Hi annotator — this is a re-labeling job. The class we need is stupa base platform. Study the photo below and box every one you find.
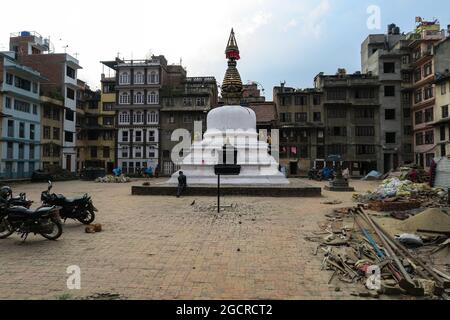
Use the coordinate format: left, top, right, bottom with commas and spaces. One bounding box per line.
132, 181, 321, 198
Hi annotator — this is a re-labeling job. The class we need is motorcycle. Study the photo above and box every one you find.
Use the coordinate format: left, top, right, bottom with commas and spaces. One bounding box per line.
9, 192, 33, 209
0, 203, 63, 241
41, 181, 98, 225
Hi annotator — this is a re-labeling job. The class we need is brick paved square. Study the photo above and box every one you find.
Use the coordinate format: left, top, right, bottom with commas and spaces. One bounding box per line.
0, 179, 381, 300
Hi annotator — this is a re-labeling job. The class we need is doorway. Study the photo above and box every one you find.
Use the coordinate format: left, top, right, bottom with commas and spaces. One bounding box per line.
289, 161, 298, 176
66, 155, 72, 172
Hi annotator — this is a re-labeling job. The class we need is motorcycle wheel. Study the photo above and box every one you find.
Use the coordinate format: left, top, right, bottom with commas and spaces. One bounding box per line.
77, 210, 95, 225
0, 218, 14, 239
40, 218, 63, 241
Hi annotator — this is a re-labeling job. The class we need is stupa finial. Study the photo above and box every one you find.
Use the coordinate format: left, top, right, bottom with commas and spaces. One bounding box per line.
222, 28, 243, 105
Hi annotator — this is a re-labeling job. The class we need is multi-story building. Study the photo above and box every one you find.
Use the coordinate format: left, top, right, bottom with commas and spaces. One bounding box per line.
408, 20, 446, 169
159, 75, 218, 175
99, 74, 117, 172
361, 24, 414, 172
40, 95, 64, 169
9, 31, 82, 172
435, 71, 450, 158
273, 83, 324, 175
0, 51, 43, 179
101, 56, 165, 175
314, 69, 381, 176
75, 80, 104, 171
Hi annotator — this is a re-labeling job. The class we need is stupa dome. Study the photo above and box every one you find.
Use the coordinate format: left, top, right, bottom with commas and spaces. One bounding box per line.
207, 105, 256, 131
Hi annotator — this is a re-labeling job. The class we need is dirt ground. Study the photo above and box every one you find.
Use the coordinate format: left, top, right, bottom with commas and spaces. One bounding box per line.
0, 178, 384, 300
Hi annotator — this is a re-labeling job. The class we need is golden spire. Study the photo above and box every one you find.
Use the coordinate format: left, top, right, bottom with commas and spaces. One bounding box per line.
222, 28, 243, 105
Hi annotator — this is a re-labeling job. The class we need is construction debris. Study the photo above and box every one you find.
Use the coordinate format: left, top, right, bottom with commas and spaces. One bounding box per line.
95, 175, 131, 183
312, 205, 450, 299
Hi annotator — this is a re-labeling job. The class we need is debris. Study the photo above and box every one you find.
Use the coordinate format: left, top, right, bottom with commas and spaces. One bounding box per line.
95, 175, 131, 183
390, 212, 410, 221
401, 208, 450, 234
322, 200, 343, 205
396, 234, 424, 247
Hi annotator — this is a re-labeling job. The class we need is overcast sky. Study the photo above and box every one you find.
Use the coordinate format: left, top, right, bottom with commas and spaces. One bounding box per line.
1, 0, 450, 99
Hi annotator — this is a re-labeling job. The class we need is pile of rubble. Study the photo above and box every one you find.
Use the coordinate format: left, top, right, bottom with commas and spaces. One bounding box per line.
354, 178, 448, 211
308, 205, 450, 299
95, 175, 131, 184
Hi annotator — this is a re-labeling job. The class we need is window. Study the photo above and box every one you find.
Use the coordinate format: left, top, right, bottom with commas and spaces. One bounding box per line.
103, 147, 110, 158
148, 91, 159, 104
103, 116, 114, 126
65, 109, 74, 121
327, 89, 346, 100
147, 111, 158, 124
66, 88, 75, 100
425, 130, 434, 144
414, 68, 422, 83
103, 131, 114, 140
183, 114, 192, 123
14, 99, 30, 113
385, 109, 396, 120
121, 131, 129, 142
168, 114, 175, 124
134, 146, 143, 158
134, 92, 144, 104
295, 112, 307, 122
425, 108, 434, 122
119, 92, 130, 104
52, 108, 60, 120
327, 144, 347, 155
33, 104, 37, 114
18, 144, 24, 159
148, 146, 156, 158
133, 111, 143, 124
384, 86, 395, 97
29, 124, 35, 140
19, 122, 25, 138
90, 147, 97, 158
5, 96, 11, 109
119, 111, 130, 124
384, 62, 395, 73
329, 127, 347, 137
119, 72, 130, 84
103, 83, 115, 93
424, 62, 432, 77
404, 126, 413, 136
385, 132, 396, 144
134, 72, 144, 84
43, 126, 51, 139
196, 97, 206, 106
53, 127, 60, 140
355, 126, 375, 136
66, 66, 76, 79
6, 73, 13, 85
294, 95, 307, 105
135, 130, 142, 142
355, 88, 375, 99
442, 105, 449, 118
14, 75, 31, 91
183, 98, 192, 106
404, 144, 413, 153
313, 95, 321, 106
7, 142, 13, 159
148, 71, 159, 84
415, 89, 422, 104
415, 111, 423, 125
64, 131, 74, 143
440, 126, 446, 141
280, 96, 292, 106
87, 131, 98, 141
148, 130, 156, 142
404, 108, 411, 118
402, 55, 410, 65
280, 113, 292, 123
103, 103, 113, 111
441, 82, 447, 95
402, 72, 411, 83
327, 108, 346, 118
121, 146, 129, 158
424, 86, 433, 100
313, 112, 321, 122
8, 120, 14, 137
416, 132, 424, 146
356, 145, 375, 155
355, 108, 374, 119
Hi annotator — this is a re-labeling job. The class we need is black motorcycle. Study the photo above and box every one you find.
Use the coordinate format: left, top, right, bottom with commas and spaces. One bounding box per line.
0, 204, 63, 241
41, 181, 97, 225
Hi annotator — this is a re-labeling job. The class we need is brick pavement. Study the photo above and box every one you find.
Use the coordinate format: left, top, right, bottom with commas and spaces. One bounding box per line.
0, 179, 380, 300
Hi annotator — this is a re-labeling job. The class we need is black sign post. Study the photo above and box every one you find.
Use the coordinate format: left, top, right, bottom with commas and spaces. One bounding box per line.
214, 143, 241, 213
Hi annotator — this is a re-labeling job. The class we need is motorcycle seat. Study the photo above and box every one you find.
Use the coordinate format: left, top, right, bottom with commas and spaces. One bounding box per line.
8, 206, 55, 218
63, 195, 88, 204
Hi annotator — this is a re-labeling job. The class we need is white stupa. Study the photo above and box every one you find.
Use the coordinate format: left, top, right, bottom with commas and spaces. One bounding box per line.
167, 29, 288, 185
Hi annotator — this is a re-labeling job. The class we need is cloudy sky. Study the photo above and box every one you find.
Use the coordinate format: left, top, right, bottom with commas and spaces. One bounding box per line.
1, 0, 450, 99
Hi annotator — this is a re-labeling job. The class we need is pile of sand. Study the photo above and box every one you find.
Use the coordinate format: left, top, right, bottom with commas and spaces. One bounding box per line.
400, 208, 450, 233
